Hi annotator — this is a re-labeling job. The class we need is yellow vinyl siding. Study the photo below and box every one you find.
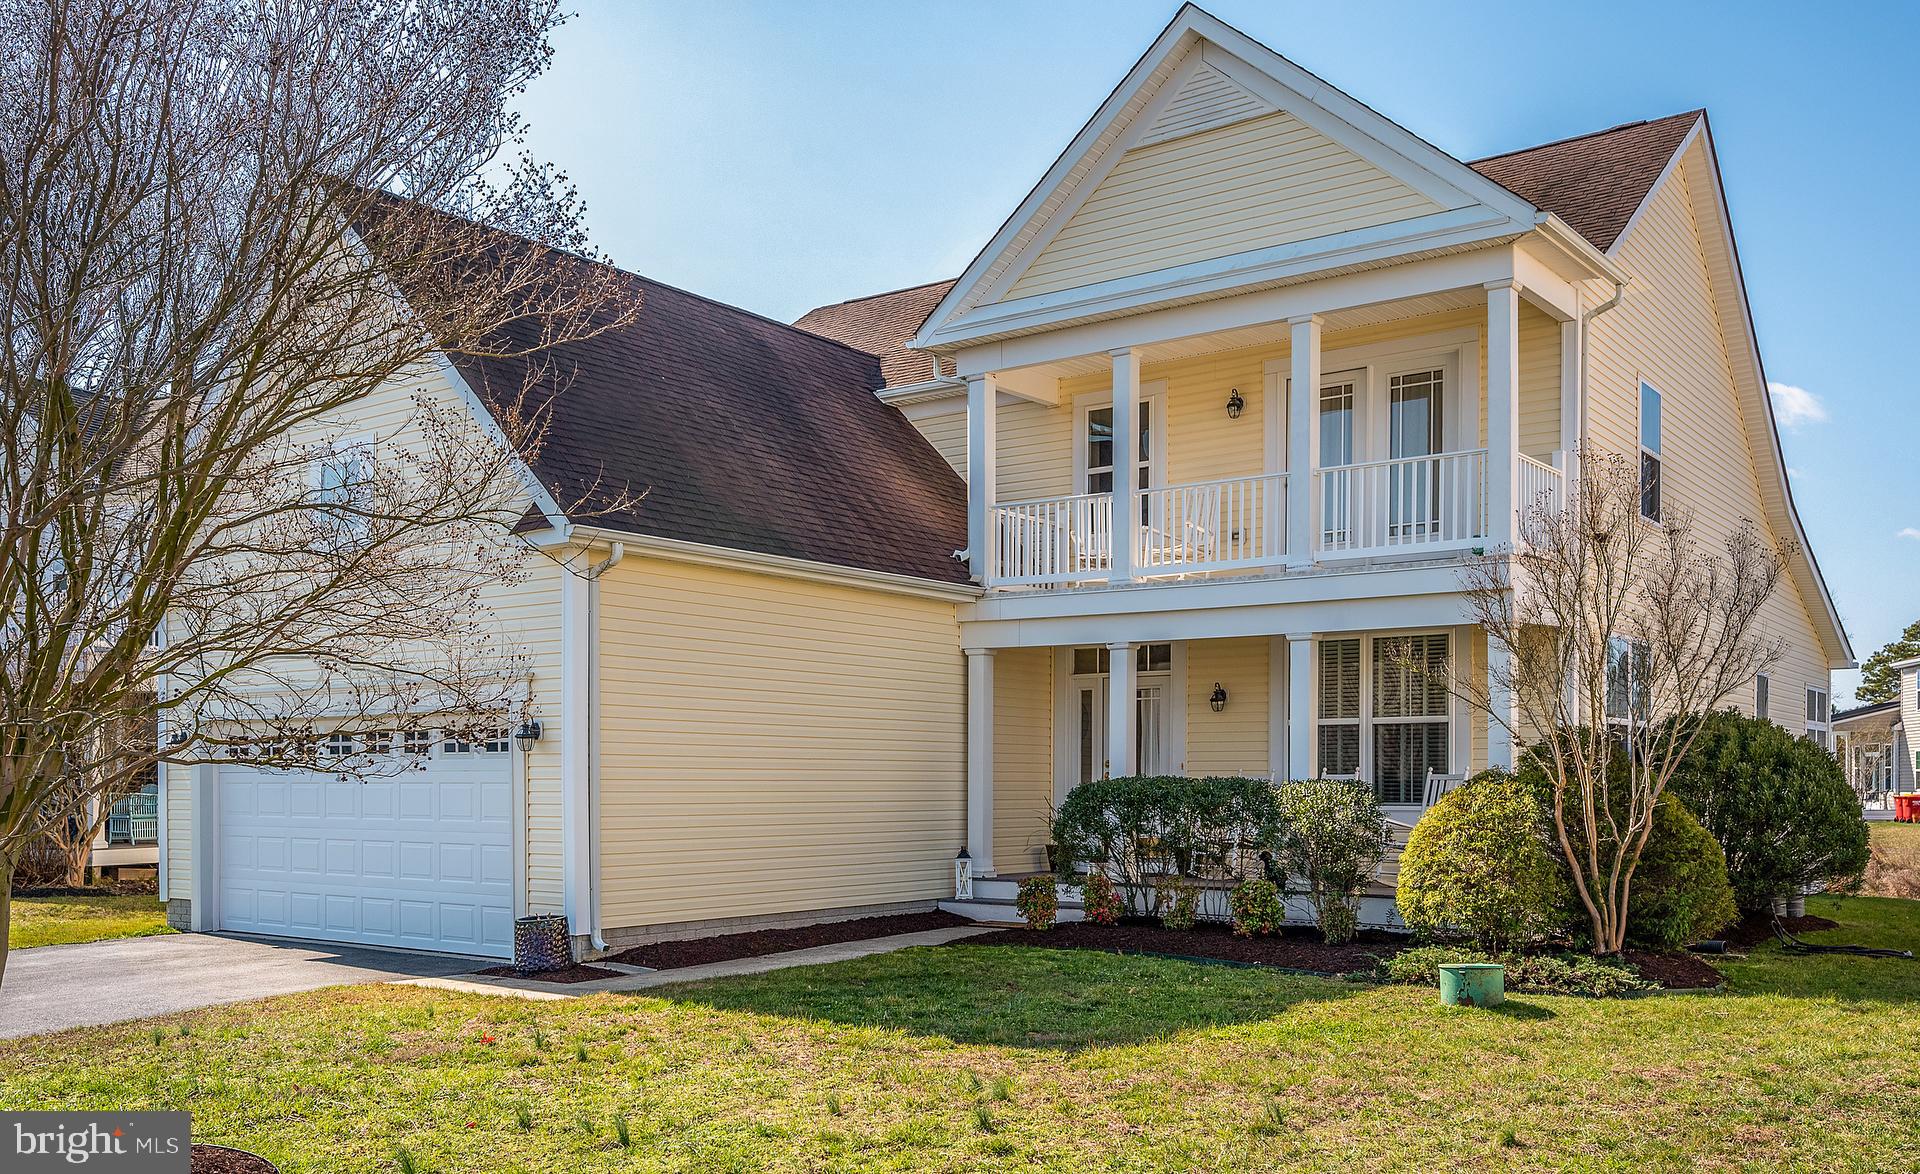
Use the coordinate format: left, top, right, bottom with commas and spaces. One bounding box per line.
1585, 149, 1829, 734
1007, 111, 1444, 300
595, 557, 965, 930
1137, 61, 1272, 147
993, 648, 1053, 873
1185, 638, 1270, 776
1518, 302, 1562, 459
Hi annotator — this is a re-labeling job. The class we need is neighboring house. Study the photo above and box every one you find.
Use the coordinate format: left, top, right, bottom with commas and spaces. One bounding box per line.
161, 5, 1850, 957
1836, 656, 1919, 815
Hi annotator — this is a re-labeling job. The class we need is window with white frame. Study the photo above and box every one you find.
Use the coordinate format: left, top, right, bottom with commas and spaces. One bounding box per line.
1805, 686, 1831, 749
481, 728, 511, 753
1605, 636, 1651, 726
325, 732, 355, 757
1639, 382, 1662, 523
403, 729, 434, 756
1083, 403, 1152, 497
1754, 673, 1770, 722
315, 439, 375, 540
1316, 633, 1453, 804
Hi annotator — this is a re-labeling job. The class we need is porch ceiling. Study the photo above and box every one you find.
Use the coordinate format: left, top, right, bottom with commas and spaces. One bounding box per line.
1020, 286, 1484, 379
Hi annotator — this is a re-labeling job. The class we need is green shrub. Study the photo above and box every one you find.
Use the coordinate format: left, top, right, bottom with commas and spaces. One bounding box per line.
1622, 795, 1739, 950
1396, 769, 1569, 951
1515, 740, 1740, 950
1378, 944, 1651, 998
1669, 709, 1870, 912
1275, 779, 1385, 945
1160, 875, 1199, 931
1015, 876, 1057, 930
1228, 878, 1283, 937
1051, 775, 1284, 915
1079, 871, 1123, 925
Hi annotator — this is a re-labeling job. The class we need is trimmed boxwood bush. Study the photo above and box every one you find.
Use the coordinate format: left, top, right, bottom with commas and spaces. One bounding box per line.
1396, 769, 1568, 951
1051, 774, 1284, 915
1275, 778, 1385, 945
1015, 876, 1057, 930
1669, 709, 1870, 912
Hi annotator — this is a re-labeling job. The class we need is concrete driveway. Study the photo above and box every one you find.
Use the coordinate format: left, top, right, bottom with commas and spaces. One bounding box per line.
0, 933, 482, 1039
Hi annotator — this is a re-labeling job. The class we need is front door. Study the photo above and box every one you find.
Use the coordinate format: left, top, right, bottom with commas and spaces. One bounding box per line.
1067, 644, 1175, 790
1387, 367, 1444, 539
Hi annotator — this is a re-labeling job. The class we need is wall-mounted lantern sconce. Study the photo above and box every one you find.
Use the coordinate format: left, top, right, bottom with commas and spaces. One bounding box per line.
1225, 387, 1245, 419
1209, 682, 1229, 713
514, 720, 543, 751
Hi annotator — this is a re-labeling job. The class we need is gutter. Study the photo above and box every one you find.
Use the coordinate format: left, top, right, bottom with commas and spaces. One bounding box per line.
585, 541, 622, 953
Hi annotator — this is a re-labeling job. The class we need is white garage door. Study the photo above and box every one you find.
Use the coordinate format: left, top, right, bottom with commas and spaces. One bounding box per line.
218, 744, 514, 958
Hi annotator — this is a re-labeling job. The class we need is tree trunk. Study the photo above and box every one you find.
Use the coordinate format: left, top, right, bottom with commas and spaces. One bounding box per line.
0, 856, 14, 990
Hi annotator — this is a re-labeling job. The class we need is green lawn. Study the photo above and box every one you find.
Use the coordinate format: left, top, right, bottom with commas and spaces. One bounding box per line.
1865, 821, 1920, 899
7, 892, 174, 950
1, 896, 1917, 1172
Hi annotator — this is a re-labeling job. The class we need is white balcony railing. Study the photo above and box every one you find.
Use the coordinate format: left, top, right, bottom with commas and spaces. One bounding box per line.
1136, 473, 1288, 575
1313, 449, 1487, 557
1517, 452, 1566, 540
990, 491, 1112, 586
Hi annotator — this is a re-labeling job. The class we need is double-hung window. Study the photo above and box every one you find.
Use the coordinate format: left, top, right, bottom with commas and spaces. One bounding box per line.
1084, 401, 1153, 524
1754, 673, 1770, 722
1315, 633, 1453, 805
1317, 638, 1362, 777
1639, 382, 1663, 523
1605, 636, 1651, 727
1805, 686, 1831, 750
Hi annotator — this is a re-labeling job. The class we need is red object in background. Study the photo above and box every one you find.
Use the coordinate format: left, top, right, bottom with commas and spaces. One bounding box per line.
1897, 794, 1917, 822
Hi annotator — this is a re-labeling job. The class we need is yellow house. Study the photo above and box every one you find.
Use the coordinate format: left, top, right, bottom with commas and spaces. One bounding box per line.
161, 5, 1848, 955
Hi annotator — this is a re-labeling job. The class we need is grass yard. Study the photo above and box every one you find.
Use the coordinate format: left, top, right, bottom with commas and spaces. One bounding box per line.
1, 896, 1917, 1172
7, 892, 174, 950
1864, 821, 1920, 899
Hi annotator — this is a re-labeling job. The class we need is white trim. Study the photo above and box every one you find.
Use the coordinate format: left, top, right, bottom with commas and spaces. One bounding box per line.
1052, 647, 1077, 809
560, 553, 592, 940
876, 377, 967, 406
561, 525, 980, 603
965, 648, 996, 876
188, 762, 219, 931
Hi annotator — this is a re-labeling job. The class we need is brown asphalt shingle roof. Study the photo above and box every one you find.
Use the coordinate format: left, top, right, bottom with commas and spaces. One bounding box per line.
798, 112, 1704, 384
362, 200, 970, 586
1468, 110, 1702, 253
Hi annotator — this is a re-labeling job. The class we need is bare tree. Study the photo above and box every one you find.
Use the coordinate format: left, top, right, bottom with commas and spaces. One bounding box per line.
1460, 448, 1786, 955
0, 0, 638, 985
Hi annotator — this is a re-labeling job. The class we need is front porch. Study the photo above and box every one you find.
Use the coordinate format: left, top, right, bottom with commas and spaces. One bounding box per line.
954, 628, 1509, 922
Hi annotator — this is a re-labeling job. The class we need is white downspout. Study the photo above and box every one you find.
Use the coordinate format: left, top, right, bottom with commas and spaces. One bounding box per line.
585, 541, 623, 952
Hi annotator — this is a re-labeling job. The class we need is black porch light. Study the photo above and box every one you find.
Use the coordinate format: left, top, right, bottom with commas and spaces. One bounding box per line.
1225, 387, 1245, 419
514, 720, 543, 750
1209, 682, 1229, 713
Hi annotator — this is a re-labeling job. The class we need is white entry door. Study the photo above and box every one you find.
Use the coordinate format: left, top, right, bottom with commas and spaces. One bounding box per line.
217, 744, 514, 958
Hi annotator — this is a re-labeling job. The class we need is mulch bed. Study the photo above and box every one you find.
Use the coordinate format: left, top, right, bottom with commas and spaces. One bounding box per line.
1623, 949, 1724, 990
605, 910, 971, 971
472, 963, 624, 984
191, 1144, 277, 1173
956, 920, 1405, 974
1721, 911, 1839, 950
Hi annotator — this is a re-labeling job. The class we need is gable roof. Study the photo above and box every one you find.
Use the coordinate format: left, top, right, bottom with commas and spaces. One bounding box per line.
793, 279, 957, 385
1833, 698, 1899, 727
1467, 111, 1703, 253
359, 200, 971, 587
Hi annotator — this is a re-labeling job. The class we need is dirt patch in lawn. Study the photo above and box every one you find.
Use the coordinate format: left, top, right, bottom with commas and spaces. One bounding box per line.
1624, 949, 1724, 990
191, 1144, 277, 1173
472, 963, 624, 984
605, 910, 971, 971
955, 921, 1405, 974
1721, 912, 1840, 950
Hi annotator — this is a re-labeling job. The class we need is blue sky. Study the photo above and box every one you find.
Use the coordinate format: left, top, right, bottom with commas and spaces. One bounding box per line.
514, 1, 1918, 704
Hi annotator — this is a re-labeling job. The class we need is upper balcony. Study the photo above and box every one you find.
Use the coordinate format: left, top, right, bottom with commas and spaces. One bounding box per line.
960, 278, 1577, 592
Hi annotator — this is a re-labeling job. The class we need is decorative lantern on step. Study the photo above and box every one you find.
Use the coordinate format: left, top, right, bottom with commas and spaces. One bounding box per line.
954, 848, 974, 900
513, 914, 572, 974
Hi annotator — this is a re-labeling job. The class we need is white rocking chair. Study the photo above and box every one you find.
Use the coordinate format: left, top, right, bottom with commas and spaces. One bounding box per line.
1422, 768, 1467, 809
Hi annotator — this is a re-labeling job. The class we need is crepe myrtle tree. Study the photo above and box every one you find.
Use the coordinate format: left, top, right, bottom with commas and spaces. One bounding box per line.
1413, 448, 1788, 956
0, 0, 641, 986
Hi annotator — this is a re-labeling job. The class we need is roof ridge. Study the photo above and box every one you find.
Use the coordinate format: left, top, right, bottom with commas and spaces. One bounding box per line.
1470, 109, 1704, 165
798, 277, 957, 314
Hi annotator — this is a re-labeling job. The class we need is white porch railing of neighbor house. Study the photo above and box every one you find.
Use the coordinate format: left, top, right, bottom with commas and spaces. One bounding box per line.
990, 490, 1113, 585
1313, 449, 1487, 557
1135, 473, 1288, 575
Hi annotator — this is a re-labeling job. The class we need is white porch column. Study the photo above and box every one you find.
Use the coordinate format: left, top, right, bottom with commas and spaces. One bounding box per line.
1106, 640, 1135, 777
1108, 348, 1139, 583
188, 761, 219, 931
1486, 280, 1521, 549
1486, 636, 1517, 769
560, 554, 593, 939
965, 374, 998, 585
1268, 636, 1288, 781
1286, 315, 1321, 569
1286, 633, 1314, 779
965, 647, 996, 876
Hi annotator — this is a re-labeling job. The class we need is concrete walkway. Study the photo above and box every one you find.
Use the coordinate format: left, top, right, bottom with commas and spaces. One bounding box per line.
0, 933, 480, 1039
398, 925, 997, 1000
